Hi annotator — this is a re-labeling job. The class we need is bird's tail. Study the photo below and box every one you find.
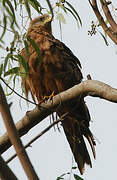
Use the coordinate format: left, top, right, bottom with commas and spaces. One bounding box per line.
62, 116, 96, 175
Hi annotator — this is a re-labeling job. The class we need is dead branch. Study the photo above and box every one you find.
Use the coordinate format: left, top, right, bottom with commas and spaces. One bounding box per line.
0, 80, 117, 154
0, 84, 39, 180
88, 0, 117, 44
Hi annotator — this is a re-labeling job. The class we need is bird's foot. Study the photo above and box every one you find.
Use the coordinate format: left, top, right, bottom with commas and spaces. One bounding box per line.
43, 91, 55, 101
39, 91, 55, 104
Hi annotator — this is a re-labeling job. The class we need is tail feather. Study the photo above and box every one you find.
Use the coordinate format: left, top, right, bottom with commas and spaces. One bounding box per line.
58, 101, 96, 174
86, 134, 96, 159
63, 126, 93, 174
82, 127, 96, 159
60, 114, 96, 174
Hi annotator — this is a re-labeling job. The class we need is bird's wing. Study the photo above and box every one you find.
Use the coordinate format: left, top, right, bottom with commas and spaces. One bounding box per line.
20, 32, 96, 174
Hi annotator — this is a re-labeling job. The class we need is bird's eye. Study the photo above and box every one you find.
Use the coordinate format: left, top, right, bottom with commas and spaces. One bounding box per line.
39, 17, 44, 22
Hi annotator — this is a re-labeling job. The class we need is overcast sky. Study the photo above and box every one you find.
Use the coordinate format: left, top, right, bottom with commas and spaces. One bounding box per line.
1, 1, 117, 180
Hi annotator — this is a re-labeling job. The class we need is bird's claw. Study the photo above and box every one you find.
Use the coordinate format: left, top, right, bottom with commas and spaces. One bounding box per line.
39, 91, 55, 104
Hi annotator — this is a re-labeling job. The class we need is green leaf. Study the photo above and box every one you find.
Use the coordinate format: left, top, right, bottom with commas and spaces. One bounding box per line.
99, 31, 109, 46
4, 53, 13, 72
65, 1, 82, 26
74, 174, 84, 180
29, 0, 43, 14
0, 64, 3, 77
72, 166, 77, 169
6, 73, 17, 96
5, 74, 14, 96
56, 172, 70, 180
60, 4, 67, 13
5, 74, 17, 96
56, 173, 66, 180
13, 0, 17, 10
15, 54, 28, 72
45, 0, 54, 18
57, 12, 66, 24
24, 40, 30, 58
4, 67, 19, 76
3, 0, 17, 27
0, 14, 7, 42
5, 0, 15, 17
27, 36, 42, 64
25, 0, 31, 19
65, 7, 77, 21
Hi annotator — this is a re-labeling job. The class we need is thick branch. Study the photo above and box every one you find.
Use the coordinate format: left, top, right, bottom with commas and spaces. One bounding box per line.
0, 80, 117, 154
0, 85, 39, 180
88, 0, 117, 44
100, 0, 117, 32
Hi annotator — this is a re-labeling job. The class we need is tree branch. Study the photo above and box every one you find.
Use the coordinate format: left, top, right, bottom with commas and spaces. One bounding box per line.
6, 114, 67, 164
100, 0, 117, 32
88, 0, 117, 44
0, 84, 39, 180
0, 80, 117, 154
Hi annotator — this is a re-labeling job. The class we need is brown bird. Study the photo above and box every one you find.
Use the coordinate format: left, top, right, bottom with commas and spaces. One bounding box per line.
21, 14, 96, 174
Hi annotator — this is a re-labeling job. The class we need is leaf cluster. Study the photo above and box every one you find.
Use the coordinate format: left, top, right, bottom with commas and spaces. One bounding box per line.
56, 167, 84, 180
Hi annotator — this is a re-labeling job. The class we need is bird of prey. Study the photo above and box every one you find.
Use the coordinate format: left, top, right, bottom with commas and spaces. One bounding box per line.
21, 14, 96, 174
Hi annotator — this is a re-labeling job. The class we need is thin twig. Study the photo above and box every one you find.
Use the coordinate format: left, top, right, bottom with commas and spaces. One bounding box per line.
0, 77, 38, 106
0, 25, 14, 33
6, 113, 68, 164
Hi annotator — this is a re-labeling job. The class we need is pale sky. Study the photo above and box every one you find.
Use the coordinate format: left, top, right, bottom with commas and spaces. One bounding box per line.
1, 1, 117, 180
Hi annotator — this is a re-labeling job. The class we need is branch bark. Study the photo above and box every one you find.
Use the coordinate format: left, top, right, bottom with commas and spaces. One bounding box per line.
100, 0, 117, 32
88, 0, 117, 44
0, 80, 117, 154
0, 84, 39, 180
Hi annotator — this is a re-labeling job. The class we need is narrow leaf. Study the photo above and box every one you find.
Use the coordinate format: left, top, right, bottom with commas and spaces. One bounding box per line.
65, 7, 78, 22
29, 0, 42, 14
5, 74, 14, 96
0, 14, 7, 42
60, 4, 67, 13
46, 0, 54, 18
27, 36, 42, 63
5, 0, 15, 17
4, 53, 13, 72
65, 1, 82, 26
0, 64, 3, 77
13, 0, 17, 10
4, 0, 17, 27
25, 0, 31, 19
4, 67, 19, 76
15, 54, 28, 72
6, 74, 17, 96
74, 174, 84, 180
24, 40, 30, 58
56, 173, 66, 180
99, 31, 109, 46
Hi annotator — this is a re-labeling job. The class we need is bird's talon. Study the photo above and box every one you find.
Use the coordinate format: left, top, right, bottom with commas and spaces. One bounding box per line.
44, 91, 55, 101
38, 91, 55, 104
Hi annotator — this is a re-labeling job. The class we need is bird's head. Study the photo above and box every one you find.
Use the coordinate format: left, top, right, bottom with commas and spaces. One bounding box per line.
29, 14, 52, 33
